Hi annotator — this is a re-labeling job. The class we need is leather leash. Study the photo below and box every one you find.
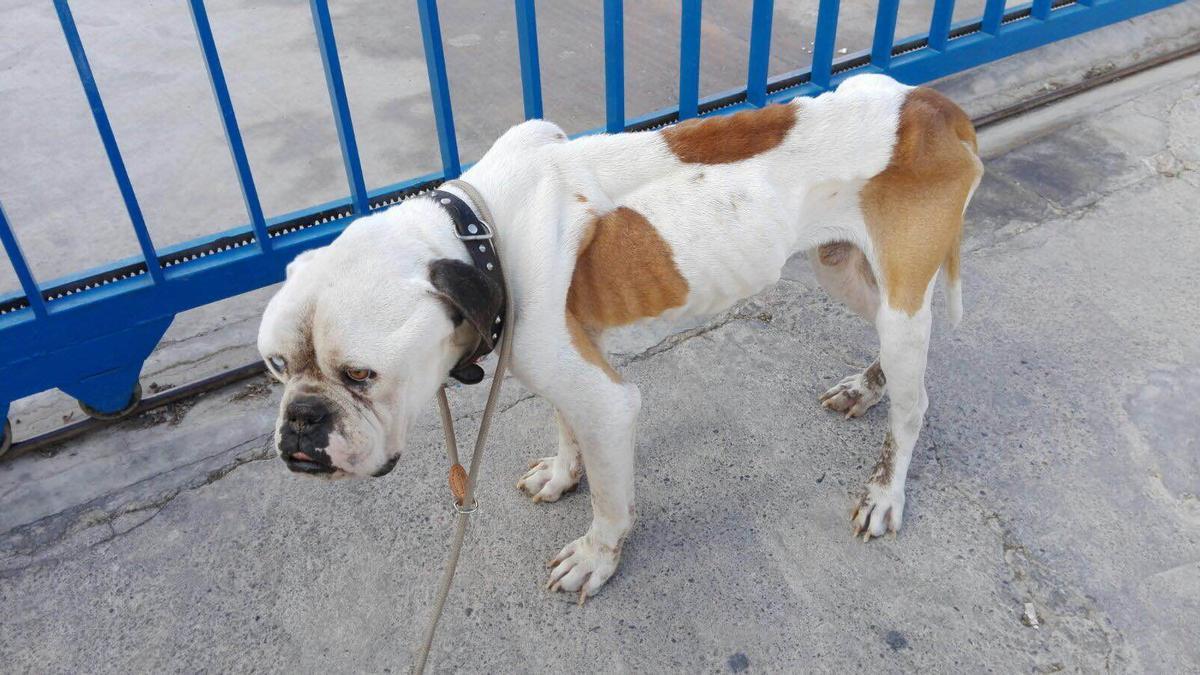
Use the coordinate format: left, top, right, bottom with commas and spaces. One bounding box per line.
412, 178, 514, 675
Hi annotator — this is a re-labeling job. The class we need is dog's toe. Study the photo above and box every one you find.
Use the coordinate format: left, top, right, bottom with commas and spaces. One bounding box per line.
547, 535, 619, 602
517, 456, 581, 503
851, 484, 905, 540
820, 374, 883, 418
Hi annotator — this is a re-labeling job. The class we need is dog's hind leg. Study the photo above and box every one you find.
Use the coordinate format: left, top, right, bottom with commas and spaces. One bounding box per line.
811, 242, 887, 418
852, 297, 932, 539
850, 86, 979, 539
517, 409, 583, 502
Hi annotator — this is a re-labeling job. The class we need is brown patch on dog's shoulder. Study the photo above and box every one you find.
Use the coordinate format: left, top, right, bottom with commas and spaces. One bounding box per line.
662, 103, 796, 164
566, 206, 689, 380
568, 207, 689, 328
566, 312, 621, 382
862, 87, 981, 315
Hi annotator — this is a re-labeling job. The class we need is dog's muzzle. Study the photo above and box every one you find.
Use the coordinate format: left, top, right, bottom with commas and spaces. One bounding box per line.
279, 395, 336, 475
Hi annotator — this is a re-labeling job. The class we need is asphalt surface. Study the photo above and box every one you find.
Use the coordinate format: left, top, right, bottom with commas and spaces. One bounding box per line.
1, 40, 1199, 674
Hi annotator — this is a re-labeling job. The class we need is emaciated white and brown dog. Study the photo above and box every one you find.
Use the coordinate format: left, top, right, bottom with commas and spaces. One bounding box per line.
258, 74, 983, 602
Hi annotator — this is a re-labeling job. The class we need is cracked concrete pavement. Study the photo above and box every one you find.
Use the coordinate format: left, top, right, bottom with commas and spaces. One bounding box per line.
3, 25, 1200, 675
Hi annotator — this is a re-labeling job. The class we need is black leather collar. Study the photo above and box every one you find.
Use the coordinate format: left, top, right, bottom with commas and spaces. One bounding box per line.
431, 187, 507, 385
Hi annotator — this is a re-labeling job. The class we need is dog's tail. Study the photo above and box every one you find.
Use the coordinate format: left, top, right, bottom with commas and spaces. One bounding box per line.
945, 125, 981, 330
944, 243, 963, 329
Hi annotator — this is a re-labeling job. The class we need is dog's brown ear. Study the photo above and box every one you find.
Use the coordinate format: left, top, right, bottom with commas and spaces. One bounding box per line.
429, 258, 503, 344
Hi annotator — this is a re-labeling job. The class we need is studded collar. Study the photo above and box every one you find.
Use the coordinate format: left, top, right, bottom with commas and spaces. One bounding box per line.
430, 184, 507, 385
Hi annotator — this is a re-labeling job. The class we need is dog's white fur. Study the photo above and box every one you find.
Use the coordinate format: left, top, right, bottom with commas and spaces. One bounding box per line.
258, 74, 982, 601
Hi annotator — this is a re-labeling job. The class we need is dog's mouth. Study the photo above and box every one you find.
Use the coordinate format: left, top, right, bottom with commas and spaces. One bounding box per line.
371, 456, 400, 478
284, 451, 335, 475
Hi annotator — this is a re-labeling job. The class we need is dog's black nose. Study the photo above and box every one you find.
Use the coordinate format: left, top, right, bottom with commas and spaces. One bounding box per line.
286, 396, 330, 430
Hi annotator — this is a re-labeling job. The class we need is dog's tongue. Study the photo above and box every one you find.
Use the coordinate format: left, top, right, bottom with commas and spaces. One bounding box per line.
293, 451, 314, 462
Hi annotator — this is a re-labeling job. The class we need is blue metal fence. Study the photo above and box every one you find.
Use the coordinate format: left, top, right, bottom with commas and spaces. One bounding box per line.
0, 0, 1186, 445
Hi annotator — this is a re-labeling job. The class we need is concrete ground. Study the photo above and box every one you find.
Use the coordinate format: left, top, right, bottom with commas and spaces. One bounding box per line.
2, 33, 1199, 674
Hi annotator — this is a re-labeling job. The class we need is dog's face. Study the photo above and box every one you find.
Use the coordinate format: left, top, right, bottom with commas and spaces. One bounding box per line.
257, 207, 502, 478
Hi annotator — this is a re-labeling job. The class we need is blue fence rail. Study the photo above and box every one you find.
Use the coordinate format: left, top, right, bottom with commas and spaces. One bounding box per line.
0, 0, 1185, 448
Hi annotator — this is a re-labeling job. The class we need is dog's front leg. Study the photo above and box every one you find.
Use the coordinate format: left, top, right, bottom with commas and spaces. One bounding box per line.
542, 373, 640, 603
516, 409, 582, 502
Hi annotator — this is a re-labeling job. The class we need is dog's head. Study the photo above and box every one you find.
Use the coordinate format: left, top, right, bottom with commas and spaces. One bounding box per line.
257, 202, 502, 478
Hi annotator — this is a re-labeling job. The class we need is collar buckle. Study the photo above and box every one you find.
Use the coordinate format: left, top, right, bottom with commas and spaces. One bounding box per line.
437, 194, 493, 241
454, 220, 493, 241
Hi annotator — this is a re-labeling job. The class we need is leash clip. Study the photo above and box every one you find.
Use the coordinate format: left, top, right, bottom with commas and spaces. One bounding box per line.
452, 499, 478, 515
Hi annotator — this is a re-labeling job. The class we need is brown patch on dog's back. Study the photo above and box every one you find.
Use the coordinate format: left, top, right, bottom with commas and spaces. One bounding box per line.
566, 207, 689, 380
575, 193, 588, 203
862, 87, 980, 315
662, 103, 796, 164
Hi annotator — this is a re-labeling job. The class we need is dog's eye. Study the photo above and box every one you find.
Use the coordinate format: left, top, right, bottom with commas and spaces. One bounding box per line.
267, 355, 287, 376
344, 367, 374, 383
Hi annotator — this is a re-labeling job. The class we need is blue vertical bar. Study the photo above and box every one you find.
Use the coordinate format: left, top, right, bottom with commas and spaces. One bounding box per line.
514, 0, 543, 120
746, 0, 774, 107
417, 0, 461, 177
0, 201, 47, 318
811, 0, 841, 89
53, 0, 163, 283
870, 0, 900, 68
982, 0, 1006, 34
310, 0, 369, 213
1031, 0, 1052, 20
928, 0, 956, 51
189, 0, 271, 252
603, 0, 625, 133
678, 0, 703, 119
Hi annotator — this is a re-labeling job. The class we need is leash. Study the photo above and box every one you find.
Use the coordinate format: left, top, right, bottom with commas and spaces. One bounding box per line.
412, 179, 514, 675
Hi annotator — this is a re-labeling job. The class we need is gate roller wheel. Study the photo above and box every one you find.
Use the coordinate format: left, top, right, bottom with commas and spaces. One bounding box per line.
78, 383, 142, 421
0, 420, 11, 459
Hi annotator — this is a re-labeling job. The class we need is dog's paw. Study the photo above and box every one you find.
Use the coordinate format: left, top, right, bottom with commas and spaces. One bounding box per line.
546, 535, 620, 605
819, 373, 884, 419
516, 455, 581, 503
851, 483, 905, 541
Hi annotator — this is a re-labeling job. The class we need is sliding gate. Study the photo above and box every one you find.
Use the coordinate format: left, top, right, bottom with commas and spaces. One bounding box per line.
0, 0, 1186, 451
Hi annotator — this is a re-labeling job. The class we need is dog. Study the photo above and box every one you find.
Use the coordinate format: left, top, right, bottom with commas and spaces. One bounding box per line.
257, 73, 983, 602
